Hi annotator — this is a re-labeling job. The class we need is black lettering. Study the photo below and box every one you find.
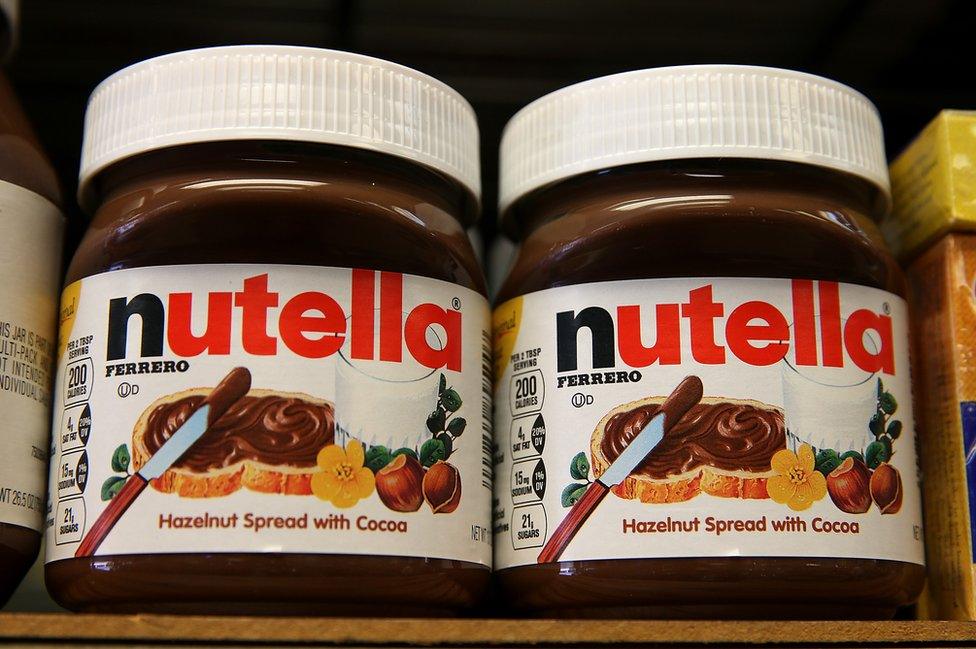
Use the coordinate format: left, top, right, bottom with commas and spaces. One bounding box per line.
556, 307, 615, 372
107, 294, 165, 360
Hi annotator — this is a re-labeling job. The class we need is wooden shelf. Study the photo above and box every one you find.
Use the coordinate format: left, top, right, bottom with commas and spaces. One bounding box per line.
1, 613, 975, 646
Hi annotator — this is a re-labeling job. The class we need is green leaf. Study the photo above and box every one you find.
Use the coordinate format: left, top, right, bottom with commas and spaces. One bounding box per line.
426, 409, 446, 433
880, 392, 898, 415
436, 432, 454, 458
880, 435, 893, 454
419, 438, 446, 467
101, 475, 126, 501
865, 440, 890, 469
869, 412, 885, 437
440, 388, 462, 412
886, 419, 902, 440
570, 452, 590, 480
364, 445, 392, 474
392, 447, 418, 461
446, 416, 467, 437
438, 373, 447, 396
841, 450, 864, 464
111, 444, 130, 473
815, 449, 842, 476
560, 483, 588, 507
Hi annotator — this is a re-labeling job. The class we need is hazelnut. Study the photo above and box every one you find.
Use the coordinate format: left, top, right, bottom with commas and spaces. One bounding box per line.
869, 462, 903, 514
375, 454, 425, 512
422, 461, 461, 514
826, 457, 872, 514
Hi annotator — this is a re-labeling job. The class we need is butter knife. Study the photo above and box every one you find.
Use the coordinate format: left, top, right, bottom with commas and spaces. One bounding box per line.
536, 375, 703, 564
75, 367, 252, 558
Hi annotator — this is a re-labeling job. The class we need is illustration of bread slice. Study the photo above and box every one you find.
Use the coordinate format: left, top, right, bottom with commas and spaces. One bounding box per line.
132, 387, 334, 498
590, 395, 785, 504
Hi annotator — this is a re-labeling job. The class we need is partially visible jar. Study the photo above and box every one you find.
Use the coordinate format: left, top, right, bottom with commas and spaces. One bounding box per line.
0, 0, 65, 608
492, 65, 925, 618
45, 46, 490, 615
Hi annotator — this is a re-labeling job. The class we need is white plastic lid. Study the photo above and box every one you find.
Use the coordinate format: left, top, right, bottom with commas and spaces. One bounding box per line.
499, 64, 889, 215
79, 45, 480, 208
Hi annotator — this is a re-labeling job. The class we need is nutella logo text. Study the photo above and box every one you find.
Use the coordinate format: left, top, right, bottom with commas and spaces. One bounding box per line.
555, 280, 894, 375
105, 271, 461, 370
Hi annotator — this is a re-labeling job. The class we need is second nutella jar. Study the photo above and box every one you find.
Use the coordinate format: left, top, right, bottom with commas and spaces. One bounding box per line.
493, 65, 924, 618
46, 46, 490, 614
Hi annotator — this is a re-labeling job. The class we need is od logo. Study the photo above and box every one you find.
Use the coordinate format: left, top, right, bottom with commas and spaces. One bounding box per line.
117, 382, 140, 398
571, 393, 593, 408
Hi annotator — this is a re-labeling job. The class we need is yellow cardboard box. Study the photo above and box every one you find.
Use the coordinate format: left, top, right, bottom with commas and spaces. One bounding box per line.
886, 110, 976, 262
890, 111, 976, 619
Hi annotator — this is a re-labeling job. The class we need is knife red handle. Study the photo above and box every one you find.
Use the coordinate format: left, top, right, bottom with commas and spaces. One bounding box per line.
73, 367, 252, 558
75, 474, 147, 557
538, 481, 608, 564
536, 376, 704, 564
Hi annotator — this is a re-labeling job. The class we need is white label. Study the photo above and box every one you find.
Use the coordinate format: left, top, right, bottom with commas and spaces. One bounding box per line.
46, 265, 491, 566
492, 277, 925, 569
0, 181, 63, 531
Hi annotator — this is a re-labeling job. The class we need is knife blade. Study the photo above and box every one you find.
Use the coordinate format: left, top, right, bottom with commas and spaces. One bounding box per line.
537, 375, 703, 564
75, 367, 252, 557
139, 406, 210, 480
597, 412, 666, 488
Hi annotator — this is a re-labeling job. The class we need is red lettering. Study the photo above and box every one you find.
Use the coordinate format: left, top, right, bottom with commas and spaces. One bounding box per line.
844, 310, 894, 374
819, 281, 843, 367
234, 275, 278, 355
279, 292, 346, 358
726, 301, 789, 366
792, 280, 817, 366
166, 292, 232, 356
681, 286, 725, 364
617, 304, 681, 366
404, 304, 461, 371
350, 269, 375, 360
380, 272, 402, 362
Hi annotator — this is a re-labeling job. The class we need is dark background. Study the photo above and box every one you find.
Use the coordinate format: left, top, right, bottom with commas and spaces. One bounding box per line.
10, 0, 976, 249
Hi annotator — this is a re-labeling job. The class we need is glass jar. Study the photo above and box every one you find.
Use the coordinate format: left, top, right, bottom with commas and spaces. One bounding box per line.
492, 65, 925, 619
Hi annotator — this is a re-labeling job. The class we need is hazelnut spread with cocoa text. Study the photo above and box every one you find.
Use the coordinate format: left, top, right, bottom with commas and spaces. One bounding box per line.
492, 65, 924, 618
45, 46, 491, 615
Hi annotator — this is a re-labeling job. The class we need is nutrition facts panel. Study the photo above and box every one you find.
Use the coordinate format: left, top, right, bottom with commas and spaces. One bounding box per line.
52, 337, 94, 546
507, 365, 547, 551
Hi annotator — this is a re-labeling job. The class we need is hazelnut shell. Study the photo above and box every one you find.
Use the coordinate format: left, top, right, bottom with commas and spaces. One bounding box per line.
375, 454, 425, 512
869, 462, 903, 515
826, 456, 873, 514
423, 461, 461, 514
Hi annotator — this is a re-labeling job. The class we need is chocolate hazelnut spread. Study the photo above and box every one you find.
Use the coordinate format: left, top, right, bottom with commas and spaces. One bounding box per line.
602, 402, 785, 479
492, 65, 925, 618
0, 6, 63, 604
144, 395, 335, 472
45, 46, 490, 615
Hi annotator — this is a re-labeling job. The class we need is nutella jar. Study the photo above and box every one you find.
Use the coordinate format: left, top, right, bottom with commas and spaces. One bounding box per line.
46, 46, 490, 614
0, 0, 64, 606
493, 65, 925, 618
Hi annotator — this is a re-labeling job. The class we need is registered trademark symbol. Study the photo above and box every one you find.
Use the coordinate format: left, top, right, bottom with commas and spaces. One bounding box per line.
451, 297, 461, 310
882, 302, 890, 315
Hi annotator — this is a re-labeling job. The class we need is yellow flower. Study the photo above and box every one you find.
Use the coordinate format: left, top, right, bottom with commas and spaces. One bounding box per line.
767, 444, 827, 511
311, 440, 375, 508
